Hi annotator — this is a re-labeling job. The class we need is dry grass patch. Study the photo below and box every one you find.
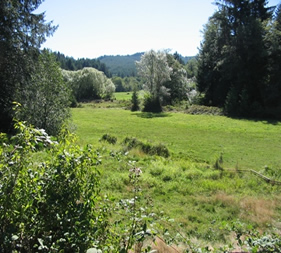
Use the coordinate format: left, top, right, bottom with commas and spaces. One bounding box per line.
239, 197, 276, 225
151, 237, 184, 253
214, 192, 237, 207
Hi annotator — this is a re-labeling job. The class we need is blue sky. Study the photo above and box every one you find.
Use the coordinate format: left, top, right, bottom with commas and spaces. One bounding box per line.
37, 0, 281, 59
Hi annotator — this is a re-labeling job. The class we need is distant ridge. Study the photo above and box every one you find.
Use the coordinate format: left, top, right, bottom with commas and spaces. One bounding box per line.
98, 53, 143, 77
98, 52, 195, 77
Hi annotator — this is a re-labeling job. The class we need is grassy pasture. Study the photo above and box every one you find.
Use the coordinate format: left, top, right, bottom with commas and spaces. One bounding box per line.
72, 103, 281, 170
71, 101, 281, 246
113, 91, 133, 100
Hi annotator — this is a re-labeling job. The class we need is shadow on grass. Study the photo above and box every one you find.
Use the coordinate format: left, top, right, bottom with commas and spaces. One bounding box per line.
227, 115, 281, 126
131, 112, 172, 119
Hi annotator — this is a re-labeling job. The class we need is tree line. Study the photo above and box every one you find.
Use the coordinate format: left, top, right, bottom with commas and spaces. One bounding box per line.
53, 51, 112, 78
196, 0, 281, 119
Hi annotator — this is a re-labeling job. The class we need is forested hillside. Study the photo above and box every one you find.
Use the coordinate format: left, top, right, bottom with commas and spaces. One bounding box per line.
99, 52, 195, 77
53, 51, 112, 77
98, 52, 143, 77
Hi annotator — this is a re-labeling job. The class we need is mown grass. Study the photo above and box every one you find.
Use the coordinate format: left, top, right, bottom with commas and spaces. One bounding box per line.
71, 101, 281, 246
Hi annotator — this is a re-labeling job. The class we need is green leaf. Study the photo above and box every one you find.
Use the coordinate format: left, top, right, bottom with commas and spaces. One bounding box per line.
11, 235, 19, 241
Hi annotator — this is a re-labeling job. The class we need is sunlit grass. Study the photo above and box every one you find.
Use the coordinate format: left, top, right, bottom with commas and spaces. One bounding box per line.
72, 105, 281, 170
113, 91, 133, 100
71, 103, 281, 244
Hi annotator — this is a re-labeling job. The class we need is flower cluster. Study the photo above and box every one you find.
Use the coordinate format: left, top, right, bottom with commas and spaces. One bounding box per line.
129, 167, 142, 176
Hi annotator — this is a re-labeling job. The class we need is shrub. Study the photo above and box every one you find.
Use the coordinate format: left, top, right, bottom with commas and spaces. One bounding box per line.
100, 133, 117, 144
0, 120, 106, 252
142, 95, 162, 113
186, 105, 223, 115
123, 137, 169, 158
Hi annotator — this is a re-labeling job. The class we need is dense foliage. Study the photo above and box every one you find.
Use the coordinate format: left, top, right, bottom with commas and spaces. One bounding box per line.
111, 76, 143, 92
0, 119, 104, 252
0, 0, 57, 133
19, 50, 71, 136
136, 50, 196, 112
136, 50, 172, 112
197, 0, 281, 119
53, 51, 112, 78
62, 67, 115, 103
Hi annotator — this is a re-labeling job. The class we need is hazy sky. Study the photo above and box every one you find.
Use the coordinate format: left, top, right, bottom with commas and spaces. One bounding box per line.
37, 0, 280, 59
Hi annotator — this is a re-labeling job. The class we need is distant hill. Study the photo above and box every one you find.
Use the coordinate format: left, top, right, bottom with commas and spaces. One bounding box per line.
53, 51, 195, 78
53, 51, 111, 77
98, 53, 143, 77
98, 52, 195, 77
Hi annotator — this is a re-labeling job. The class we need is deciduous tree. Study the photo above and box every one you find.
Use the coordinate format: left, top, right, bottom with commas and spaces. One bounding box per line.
63, 68, 115, 102
19, 50, 71, 136
136, 50, 172, 112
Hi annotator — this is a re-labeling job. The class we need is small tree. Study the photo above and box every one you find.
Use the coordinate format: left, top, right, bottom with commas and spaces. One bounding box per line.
131, 89, 140, 111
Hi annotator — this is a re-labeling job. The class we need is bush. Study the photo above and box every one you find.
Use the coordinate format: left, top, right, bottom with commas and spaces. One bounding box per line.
100, 133, 117, 144
142, 95, 162, 113
0, 120, 107, 252
123, 137, 170, 158
186, 105, 223, 116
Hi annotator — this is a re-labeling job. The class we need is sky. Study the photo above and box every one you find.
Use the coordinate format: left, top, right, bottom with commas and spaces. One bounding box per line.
36, 0, 281, 59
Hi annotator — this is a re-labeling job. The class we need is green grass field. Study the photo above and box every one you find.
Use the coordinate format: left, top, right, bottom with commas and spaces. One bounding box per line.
71, 100, 281, 247
72, 103, 281, 170
113, 91, 133, 100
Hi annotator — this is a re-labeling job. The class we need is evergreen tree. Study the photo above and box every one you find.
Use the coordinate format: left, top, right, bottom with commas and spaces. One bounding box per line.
197, 0, 274, 117
131, 89, 140, 112
264, 4, 281, 113
0, 0, 57, 132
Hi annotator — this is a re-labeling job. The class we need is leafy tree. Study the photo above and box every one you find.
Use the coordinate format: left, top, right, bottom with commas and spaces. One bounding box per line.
18, 50, 71, 136
164, 54, 191, 104
63, 67, 115, 101
112, 76, 125, 92
0, 0, 57, 133
185, 57, 198, 78
136, 50, 172, 112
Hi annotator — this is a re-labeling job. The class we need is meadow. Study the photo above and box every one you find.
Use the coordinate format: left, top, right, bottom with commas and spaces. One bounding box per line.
71, 94, 281, 248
